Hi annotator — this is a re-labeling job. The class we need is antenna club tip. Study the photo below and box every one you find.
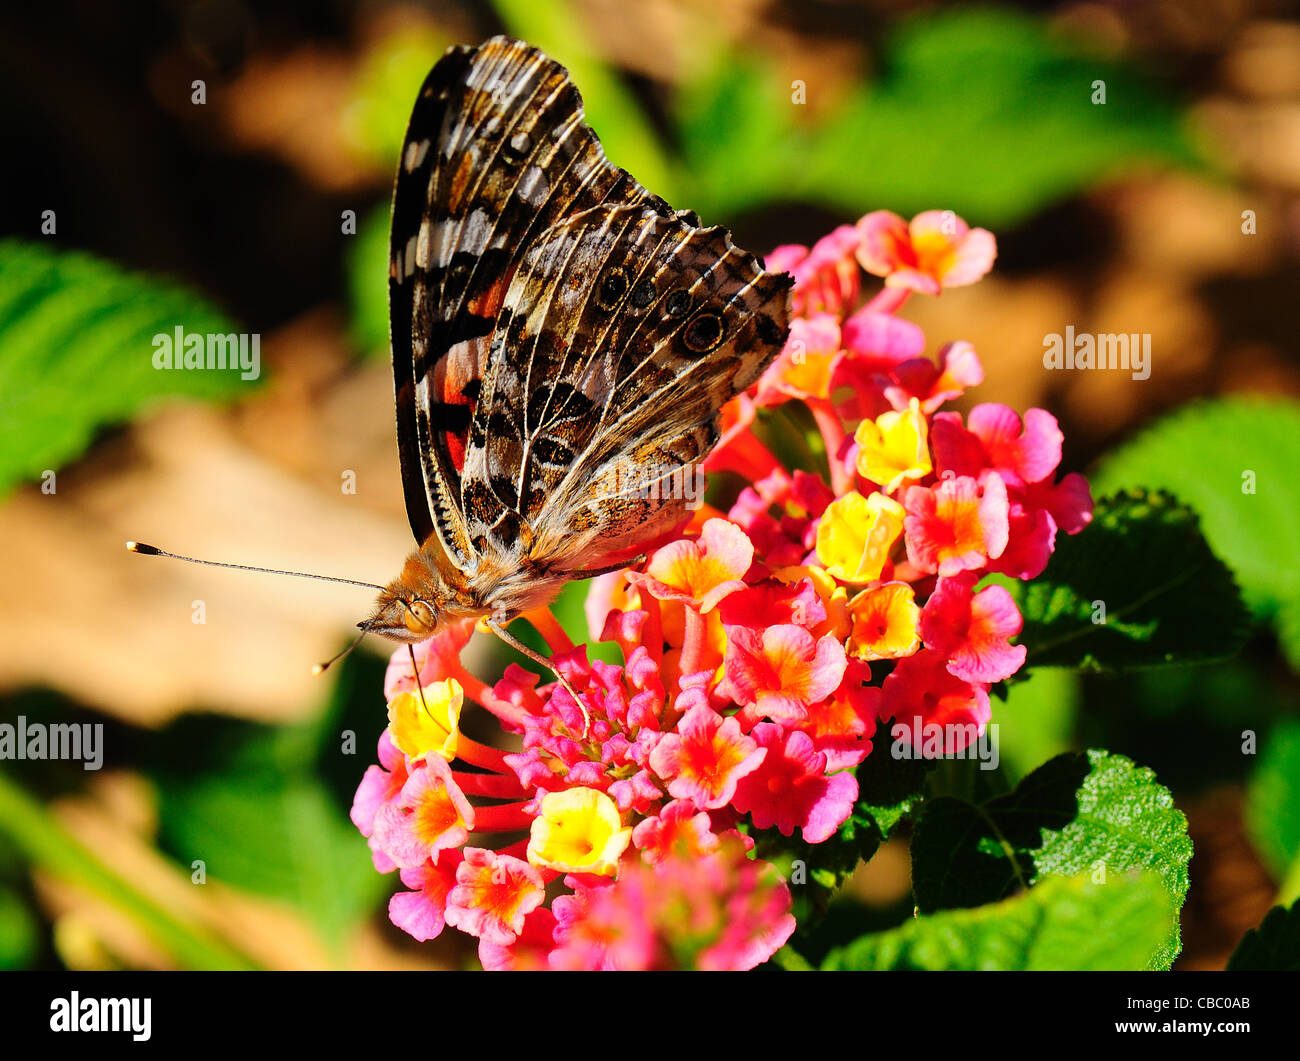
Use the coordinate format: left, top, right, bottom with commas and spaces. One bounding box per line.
311, 662, 328, 676
126, 541, 159, 555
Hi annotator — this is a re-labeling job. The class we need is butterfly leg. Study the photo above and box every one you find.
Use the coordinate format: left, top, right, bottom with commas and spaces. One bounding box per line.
486, 619, 592, 737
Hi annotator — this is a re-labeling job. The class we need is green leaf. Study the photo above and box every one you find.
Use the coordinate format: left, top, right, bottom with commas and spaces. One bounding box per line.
675, 7, 1197, 226
1244, 719, 1300, 881
911, 752, 1088, 913
909, 749, 1190, 969
1034, 750, 1192, 969
1227, 902, 1300, 971
1004, 490, 1251, 672
155, 722, 387, 952
0, 239, 256, 498
345, 26, 452, 168
1094, 398, 1300, 669
822, 871, 1175, 971
346, 205, 391, 358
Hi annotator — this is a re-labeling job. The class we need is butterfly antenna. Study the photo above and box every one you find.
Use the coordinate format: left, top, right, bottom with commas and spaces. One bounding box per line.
126, 541, 386, 591
313, 625, 372, 676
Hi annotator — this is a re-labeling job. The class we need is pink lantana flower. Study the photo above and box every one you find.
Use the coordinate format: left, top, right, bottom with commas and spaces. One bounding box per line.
629, 517, 754, 613
798, 660, 880, 770
766, 225, 861, 316
351, 730, 409, 872
478, 907, 558, 971
841, 305, 928, 367
920, 575, 1027, 683
882, 341, 985, 414
1024, 471, 1095, 536
632, 799, 724, 864
550, 875, 657, 971
757, 313, 842, 405
717, 577, 826, 633
903, 472, 1010, 576
445, 849, 546, 947
731, 724, 859, 843
648, 705, 766, 809
856, 209, 997, 294
932, 404, 1064, 489
550, 839, 795, 971
723, 624, 848, 724
387, 853, 462, 943
370, 754, 475, 869
931, 404, 1093, 578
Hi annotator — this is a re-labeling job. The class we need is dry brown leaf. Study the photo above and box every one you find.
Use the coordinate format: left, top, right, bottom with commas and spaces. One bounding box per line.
0, 403, 412, 726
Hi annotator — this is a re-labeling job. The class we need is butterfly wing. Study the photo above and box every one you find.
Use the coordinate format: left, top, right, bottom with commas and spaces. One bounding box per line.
388, 36, 659, 568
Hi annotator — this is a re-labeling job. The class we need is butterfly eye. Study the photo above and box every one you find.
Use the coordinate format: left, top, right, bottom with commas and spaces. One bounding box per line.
404, 599, 437, 634
681, 310, 726, 354
595, 267, 629, 311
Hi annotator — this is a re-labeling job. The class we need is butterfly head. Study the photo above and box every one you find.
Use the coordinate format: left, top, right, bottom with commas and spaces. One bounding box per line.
361, 544, 460, 642
363, 579, 448, 643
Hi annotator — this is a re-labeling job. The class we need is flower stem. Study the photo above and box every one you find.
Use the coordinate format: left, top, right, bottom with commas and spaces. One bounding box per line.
450, 663, 530, 730
454, 734, 514, 773
807, 397, 852, 495
455, 771, 526, 799
471, 801, 535, 832
678, 606, 707, 681
524, 606, 575, 654
863, 285, 911, 315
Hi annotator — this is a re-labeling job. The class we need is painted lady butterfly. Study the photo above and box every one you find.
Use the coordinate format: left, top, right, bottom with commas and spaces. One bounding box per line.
365, 37, 792, 661
129, 37, 791, 687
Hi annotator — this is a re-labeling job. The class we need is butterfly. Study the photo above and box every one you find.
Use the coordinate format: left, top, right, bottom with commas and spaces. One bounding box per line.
360, 36, 792, 666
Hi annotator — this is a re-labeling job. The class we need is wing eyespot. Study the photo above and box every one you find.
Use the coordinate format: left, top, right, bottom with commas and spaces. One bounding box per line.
681, 309, 726, 355
595, 266, 630, 311
628, 277, 657, 311
663, 287, 693, 319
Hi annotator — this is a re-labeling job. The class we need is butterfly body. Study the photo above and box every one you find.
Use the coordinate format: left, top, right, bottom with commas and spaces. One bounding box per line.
368, 36, 792, 646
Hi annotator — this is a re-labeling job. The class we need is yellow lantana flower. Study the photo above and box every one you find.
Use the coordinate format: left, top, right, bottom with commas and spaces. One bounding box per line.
386, 678, 462, 762
815, 490, 906, 583
527, 787, 632, 877
855, 397, 931, 494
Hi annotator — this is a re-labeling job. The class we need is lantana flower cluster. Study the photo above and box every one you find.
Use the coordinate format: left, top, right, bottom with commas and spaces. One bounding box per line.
351, 208, 1093, 970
